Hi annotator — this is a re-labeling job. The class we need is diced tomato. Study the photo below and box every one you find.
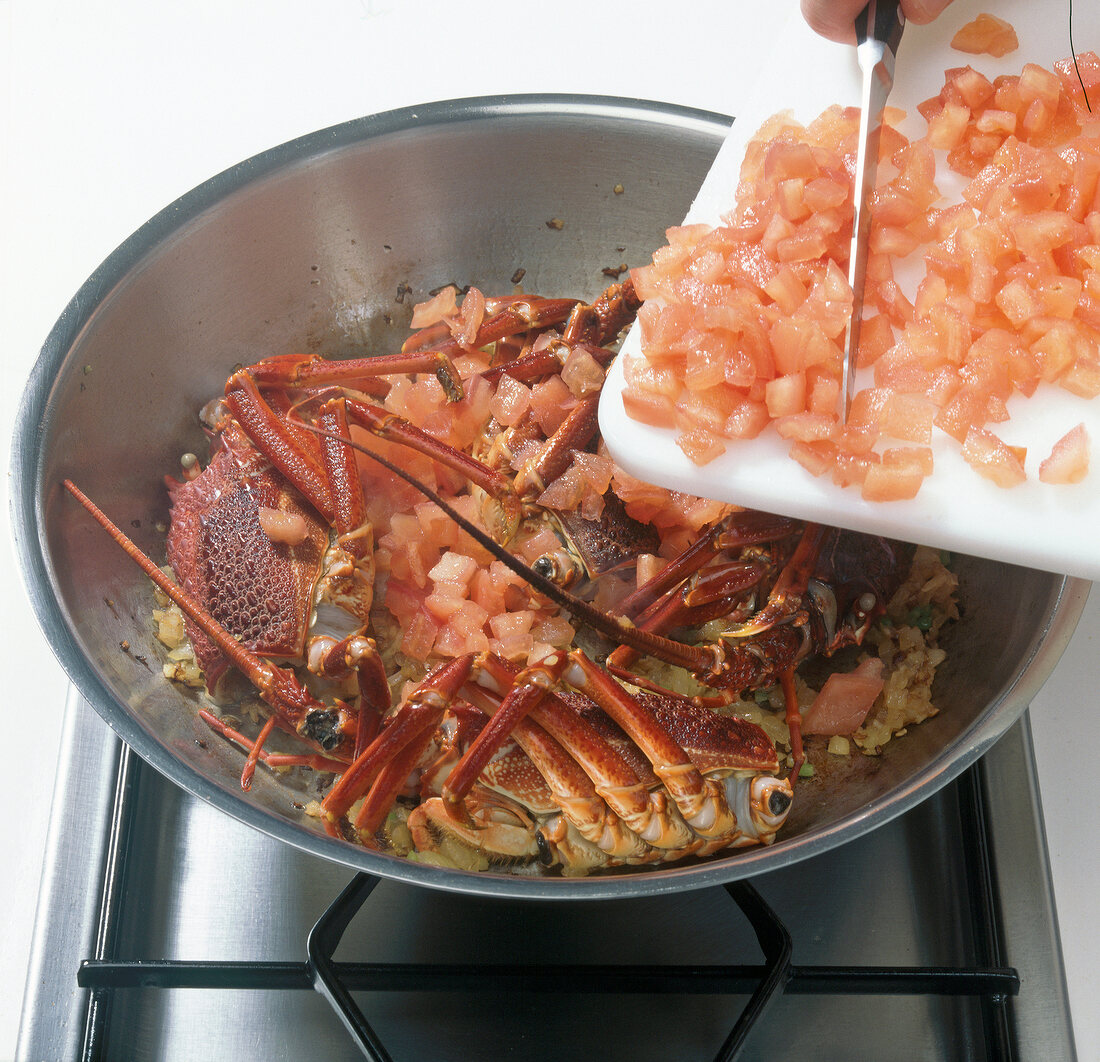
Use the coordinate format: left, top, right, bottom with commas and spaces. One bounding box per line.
883, 446, 935, 476
401, 608, 440, 661
623, 355, 680, 397
1031, 321, 1085, 382
961, 426, 1027, 486
1039, 423, 1090, 483
926, 100, 971, 150
870, 225, 920, 258
1054, 51, 1100, 117
765, 372, 807, 418
427, 551, 478, 586
621, 388, 678, 429
684, 331, 736, 391
763, 139, 821, 182
804, 176, 848, 212
882, 392, 935, 443
807, 372, 841, 416
560, 346, 605, 398
677, 383, 752, 435
765, 266, 809, 314
771, 317, 838, 375
845, 387, 891, 435
992, 75, 1023, 118
531, 614, 576, 648
621, 57, 1097, 497
774, 412, 837, 443
1020, 98, 1055, 141
410, 286, 458, 328
677, 427, 727, 465
776, 228, 828, 264
470, 569, 507, 618
860, 461, 924, 501
802, 658, 885, 736
831, 449, 880, 489
837, 423, 879, 457
944, 66, 997, 108
789, 439, 837, 477
424, 582, 469, 622
452, 286, 486, 348
488, 373, 531, 427
434, 602, 491, 657
726, 241, 779, 291
1018, 63, 1062, 108
528, 374, 576, 436
855, 314, 895, 369
1061, 358, 1100, 398
725, 397, 771, 439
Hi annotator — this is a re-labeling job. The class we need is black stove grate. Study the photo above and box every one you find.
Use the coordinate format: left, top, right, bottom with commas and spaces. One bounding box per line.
76, 750, 1020, 1062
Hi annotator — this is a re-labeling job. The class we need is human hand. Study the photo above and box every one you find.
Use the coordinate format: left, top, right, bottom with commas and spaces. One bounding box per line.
800, 0, 955, 44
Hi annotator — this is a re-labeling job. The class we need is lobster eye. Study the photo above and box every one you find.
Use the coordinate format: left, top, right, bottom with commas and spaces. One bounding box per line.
535, 830, 555, 867
746, 775, 795, 840
532, 555, 558, 581
531, 549, 582, 588
300, 708, 342, 750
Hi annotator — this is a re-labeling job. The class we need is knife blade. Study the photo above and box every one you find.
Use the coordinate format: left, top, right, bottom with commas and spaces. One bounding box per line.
842, 0, 906, 422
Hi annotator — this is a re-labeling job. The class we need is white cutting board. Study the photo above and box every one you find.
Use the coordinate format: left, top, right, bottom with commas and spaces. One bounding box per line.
600, 0, 1100, 580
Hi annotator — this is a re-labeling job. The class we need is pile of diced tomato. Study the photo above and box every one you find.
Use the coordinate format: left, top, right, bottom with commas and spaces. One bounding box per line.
624, 53, 1100, 499
351, 344, 573, 665
361, 299, 731, 665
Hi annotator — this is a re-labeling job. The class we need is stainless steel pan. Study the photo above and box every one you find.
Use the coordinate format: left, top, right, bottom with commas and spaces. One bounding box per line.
11, 96, 1088, 899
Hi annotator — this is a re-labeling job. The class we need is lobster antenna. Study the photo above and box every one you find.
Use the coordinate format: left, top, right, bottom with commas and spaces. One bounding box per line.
1069, 0, 1092, 112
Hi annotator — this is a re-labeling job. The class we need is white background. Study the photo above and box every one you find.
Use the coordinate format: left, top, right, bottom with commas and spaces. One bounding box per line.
2, 1, 1097, 1059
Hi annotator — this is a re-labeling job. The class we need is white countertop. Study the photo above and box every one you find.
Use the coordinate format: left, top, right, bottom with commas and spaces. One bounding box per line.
2, 2, 1097, 1059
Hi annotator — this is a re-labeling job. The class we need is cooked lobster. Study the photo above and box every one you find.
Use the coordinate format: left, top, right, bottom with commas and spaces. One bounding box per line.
62, 277, 913, 872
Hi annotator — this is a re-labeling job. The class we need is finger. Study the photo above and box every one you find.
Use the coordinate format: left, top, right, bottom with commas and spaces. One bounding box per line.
800, 0, 867, 44
901, 0, 955, 26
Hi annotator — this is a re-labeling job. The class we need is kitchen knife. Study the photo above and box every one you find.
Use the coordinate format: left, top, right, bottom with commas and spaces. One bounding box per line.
842, 0, 906, 421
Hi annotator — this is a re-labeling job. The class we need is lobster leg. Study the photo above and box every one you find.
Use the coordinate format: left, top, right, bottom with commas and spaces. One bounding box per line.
401, 295, 581, 364
721, 522, 828, 639
779, 666, 806, 783
439, 652, 567, 823
198, 710, 350, 775
512, 394, 601, 498
615, 510, 801, 618
224, 371, 336, 523
352, 725, 439, 839
408, 789, 545, 865
245, 349, 466, 402
480, 339, 617, 387
587, 276, 644, 345
319, 653, 475, 829
562, 650, 737, 839
458, 669, 652, 864
560, 277, 643, 346
606, 560, 769, 674
241, 715, 279, 790
472, 654, 697, 852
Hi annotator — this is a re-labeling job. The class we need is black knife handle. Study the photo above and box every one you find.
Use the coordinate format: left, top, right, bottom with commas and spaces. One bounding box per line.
855, 0, 905, 52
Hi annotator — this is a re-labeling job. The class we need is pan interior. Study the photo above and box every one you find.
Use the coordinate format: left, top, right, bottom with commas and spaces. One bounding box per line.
15, 98, 1082, 898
